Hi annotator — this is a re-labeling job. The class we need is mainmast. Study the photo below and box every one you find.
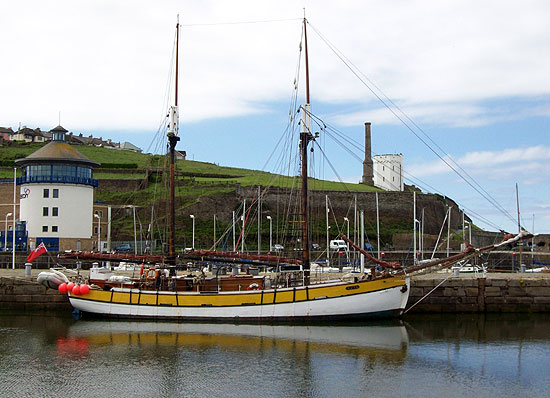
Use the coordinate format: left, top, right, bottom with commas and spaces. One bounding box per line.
167, 16, 181, 264
300, 17, 313, 284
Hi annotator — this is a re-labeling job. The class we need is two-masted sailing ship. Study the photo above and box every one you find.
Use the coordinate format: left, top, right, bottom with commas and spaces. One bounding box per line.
39, 17, 531, 322
41, 18, 410, 321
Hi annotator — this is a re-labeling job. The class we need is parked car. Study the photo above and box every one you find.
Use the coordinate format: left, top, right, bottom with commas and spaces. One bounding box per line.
115, 243, 132, 252
329, 239, 347, 251
311, 243, 321, 250
272, 244, 284, 251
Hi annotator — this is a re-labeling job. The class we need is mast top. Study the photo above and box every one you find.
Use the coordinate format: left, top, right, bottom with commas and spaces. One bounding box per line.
167, 16, 180, 138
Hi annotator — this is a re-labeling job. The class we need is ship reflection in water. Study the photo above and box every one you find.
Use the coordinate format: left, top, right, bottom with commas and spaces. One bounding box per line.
1, 314, 549, 397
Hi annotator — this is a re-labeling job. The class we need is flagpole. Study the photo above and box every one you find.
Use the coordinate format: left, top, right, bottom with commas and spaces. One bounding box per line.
12, 167, 16, 270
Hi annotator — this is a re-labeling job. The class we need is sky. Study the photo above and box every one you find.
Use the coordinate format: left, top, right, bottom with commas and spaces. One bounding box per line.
1, 0, 549, 234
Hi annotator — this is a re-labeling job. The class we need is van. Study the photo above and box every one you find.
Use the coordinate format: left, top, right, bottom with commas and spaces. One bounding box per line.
329, 240, 347, 251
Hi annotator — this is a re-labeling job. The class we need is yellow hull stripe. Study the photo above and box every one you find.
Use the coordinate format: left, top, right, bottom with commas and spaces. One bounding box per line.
75, 276, 406, 307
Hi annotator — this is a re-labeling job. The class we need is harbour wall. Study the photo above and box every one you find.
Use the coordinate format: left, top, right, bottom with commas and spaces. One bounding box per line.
1, 270, 549, 313
408, 273, 550, 313
0, 275, 71, 311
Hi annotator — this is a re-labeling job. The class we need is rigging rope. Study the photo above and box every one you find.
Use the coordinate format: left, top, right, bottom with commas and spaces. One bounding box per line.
306, 20, 520, 231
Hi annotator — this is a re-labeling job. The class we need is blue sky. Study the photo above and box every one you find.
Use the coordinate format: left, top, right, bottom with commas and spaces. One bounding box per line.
1, 0, 549, 233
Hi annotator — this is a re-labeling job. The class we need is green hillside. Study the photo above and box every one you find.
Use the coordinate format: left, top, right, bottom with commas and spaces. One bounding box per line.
0, 142, 379, 194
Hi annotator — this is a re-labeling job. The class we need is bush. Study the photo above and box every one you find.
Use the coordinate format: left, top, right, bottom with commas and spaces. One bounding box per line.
98, 163, 138, 169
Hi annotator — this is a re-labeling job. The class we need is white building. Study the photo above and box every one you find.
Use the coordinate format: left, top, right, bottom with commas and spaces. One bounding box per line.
373, 154, 404, 191
15, 125, 100, 251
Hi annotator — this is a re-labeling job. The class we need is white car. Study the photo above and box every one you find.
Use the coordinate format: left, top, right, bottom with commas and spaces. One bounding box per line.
272, 244, 284, 251
329, 240, 347, 251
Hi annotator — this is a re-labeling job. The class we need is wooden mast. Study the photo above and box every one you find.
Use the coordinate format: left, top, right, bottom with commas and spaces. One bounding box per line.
167, 16, 181, 264
301, 17, 311, 284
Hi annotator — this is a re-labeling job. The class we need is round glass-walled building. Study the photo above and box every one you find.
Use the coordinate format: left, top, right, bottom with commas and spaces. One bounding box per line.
15, 125, 100, 251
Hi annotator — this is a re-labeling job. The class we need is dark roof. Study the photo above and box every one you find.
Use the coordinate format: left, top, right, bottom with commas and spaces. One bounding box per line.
14, 141, 100, 168
0, 127, 14, 134
17, 127, 45, 137
50, 125, 68, 133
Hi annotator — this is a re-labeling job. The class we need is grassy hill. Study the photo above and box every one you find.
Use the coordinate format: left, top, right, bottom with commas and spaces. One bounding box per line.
0, 142, 379, 193
1, 142, 408, 248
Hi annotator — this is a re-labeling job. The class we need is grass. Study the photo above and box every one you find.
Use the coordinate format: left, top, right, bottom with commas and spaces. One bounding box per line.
1, 143, 380, 192
2, 142, 394, 243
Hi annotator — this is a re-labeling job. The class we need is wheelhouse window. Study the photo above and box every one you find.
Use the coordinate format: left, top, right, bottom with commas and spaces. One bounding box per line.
43, 189, 49, 198
42, 207, 48, 216
52, 226, 58, 233
52, 207, 58, 216
53, 189, 59, 198
42, 226, 48, 232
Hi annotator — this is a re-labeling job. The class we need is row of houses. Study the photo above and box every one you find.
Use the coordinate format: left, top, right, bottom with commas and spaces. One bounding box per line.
0, 126, 142, 152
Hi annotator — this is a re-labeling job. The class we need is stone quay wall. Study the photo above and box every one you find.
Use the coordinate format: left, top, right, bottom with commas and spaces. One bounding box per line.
1, 270, 550, 314
408, 273, 550, 313
0, 276, 71, 311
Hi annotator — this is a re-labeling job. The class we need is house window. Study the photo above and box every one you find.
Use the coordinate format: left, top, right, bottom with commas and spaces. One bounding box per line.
43, 207, 48, 216
43, 189, 49, 198
52, 226, 58, 232
95, 210, 103, 218
53, 189, 59, 198
42, 226, 48, 232
52, 207, 58, 216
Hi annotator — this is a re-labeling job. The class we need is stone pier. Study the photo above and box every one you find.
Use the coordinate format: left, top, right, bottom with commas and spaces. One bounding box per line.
408, 272, 550, 313
1, 269, 550, 313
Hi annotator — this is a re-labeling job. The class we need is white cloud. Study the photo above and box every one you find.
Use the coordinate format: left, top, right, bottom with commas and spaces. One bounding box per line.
1, 0, 550, 130
408, 145, 550, 178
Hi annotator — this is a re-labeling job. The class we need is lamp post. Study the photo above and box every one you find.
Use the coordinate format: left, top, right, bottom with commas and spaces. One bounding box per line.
240, 215, 245, 253
343, 217, 349, 249
266, 216, 272, 251
94, 214, 101, 252
190, 215, 195, 250
414, 219, 421, 264
4, 212, 12, 252
465, 221, 472, 244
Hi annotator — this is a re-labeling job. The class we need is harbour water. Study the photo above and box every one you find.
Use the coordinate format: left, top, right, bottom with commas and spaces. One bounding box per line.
0, 312, 549, 397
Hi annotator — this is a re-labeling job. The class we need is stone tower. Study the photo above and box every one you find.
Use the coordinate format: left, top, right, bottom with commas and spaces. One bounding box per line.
361, 122, 374, 185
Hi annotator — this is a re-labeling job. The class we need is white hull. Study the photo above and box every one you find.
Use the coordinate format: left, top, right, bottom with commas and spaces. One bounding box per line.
69, 278, 410, 321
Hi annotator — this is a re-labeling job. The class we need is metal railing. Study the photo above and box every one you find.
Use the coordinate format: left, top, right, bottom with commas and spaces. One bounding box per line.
16, 176, 98, 187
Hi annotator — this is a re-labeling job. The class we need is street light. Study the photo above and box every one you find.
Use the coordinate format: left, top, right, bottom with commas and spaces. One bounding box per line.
4, 212, 12, 252
190, 215, 195, 249
266, 216, 272, 251
343, 217, 349, 249
94, 214, 101, 252
465, 221, 472, 244
414, 219, 421, 263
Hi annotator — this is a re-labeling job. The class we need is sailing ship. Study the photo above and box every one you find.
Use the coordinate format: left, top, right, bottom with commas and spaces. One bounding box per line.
40, 17, 410, 321
42, 17, 531, 321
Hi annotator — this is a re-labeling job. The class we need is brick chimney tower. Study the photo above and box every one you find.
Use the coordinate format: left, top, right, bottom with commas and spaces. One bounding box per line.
362, 122, 374, 185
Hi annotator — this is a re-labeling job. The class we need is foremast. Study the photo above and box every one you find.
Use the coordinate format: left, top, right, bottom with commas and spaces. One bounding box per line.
300, 17, 313, 284
167, 16, 180, 264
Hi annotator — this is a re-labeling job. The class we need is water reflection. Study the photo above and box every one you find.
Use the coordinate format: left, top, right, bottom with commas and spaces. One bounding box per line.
1, 313, 550, 397
66, 320, 409, 358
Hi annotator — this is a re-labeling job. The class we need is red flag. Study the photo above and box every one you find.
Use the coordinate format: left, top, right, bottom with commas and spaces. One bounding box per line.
27, 242, 48, 262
